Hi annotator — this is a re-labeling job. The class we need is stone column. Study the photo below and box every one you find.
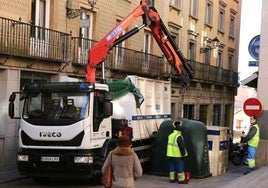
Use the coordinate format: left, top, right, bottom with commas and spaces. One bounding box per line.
0, 69, 20, 168
256, 0, 268, 167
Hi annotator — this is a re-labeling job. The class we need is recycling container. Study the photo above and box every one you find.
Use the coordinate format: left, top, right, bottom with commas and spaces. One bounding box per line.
207, 126, 229, 176
151, 118, 211, 178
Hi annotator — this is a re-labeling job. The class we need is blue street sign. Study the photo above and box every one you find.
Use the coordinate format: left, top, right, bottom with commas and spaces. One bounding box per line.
248, 61, 259, 67
248, 35, 260, 60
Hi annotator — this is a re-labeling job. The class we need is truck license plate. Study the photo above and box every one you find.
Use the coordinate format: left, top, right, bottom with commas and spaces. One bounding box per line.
40, 156, 60, 162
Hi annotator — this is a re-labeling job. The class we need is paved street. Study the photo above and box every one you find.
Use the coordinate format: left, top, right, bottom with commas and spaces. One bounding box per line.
136, 162, 248, 188
1, 162, 259, 188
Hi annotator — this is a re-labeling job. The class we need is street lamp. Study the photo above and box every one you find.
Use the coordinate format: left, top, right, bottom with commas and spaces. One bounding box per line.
66, 0, 97, 19
200, 37, 220, 53
88, 0, 97, 7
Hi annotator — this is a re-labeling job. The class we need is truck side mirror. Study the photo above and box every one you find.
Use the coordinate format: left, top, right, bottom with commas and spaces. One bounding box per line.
8, 92, 23, 119
9, 93, 16, 102
9, 103, 14, 118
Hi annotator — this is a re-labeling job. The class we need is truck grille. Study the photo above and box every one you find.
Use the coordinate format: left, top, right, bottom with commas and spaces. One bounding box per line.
21, 131, 84, 146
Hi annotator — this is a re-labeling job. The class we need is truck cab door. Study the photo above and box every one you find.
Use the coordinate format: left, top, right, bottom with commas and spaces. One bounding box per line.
93, 91, 113, 132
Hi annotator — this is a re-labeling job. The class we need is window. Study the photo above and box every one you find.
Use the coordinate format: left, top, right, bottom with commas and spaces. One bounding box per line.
188, 41, 196, 61
20, 71, 50, 122
143, 31, 151, 72
183, 104, 195, 119
171, 33, 179, 48
171, 102, 176, 119
78, 11, 94, 64
148, 0, 154, 7
224, 105, 232, 128
115, 19, 125, 68
216, 50, 223, 68
199, 105, 208, 125
20, 71, 50, 90
30, 0, 49, 39
218, 8, 225, 32
236, 119, 242, 130
213, 104, 221, 126
204, 50, 211, 64
22, 89, 89, 122
170, 0, 181, 10
205, 1, 213, 26
80, 11, 93, 39
229, 16, 235, 38
93, 91, 106, 131
190, 0, 199, 18
228, 53, 234, 71
168, 22, 181, 47
30, 0, 50, 57
229, 9, 237, 38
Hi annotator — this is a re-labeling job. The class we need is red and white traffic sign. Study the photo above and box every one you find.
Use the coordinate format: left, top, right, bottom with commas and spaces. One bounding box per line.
243, 98, 262, 116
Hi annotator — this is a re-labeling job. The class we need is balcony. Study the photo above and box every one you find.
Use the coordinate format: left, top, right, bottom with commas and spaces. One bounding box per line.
187, 61, 239, 87
70, 37, 163, 77
0, 17, 71, 62
0, 16, 238, 87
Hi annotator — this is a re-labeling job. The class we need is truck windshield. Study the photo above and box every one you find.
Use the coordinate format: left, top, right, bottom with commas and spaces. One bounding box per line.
22, 91, 89, 125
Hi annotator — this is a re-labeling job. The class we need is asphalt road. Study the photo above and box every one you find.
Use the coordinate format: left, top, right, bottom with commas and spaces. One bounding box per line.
1, 163, 247, 188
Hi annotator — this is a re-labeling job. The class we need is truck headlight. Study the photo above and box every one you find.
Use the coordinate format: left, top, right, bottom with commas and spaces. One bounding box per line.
18, 155, 29, 162
74, 156, 93, 164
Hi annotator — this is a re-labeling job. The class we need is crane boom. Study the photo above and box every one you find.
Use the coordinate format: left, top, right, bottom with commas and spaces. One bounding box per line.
86, 0, 193, 83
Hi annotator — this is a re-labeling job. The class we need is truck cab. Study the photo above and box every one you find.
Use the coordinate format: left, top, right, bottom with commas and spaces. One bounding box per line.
9, 82, 113, 179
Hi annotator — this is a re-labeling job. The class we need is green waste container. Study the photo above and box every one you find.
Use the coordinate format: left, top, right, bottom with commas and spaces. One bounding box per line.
150, 118, 212, 178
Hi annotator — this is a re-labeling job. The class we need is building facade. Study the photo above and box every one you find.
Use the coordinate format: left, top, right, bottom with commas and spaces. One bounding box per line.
255, 0, 268, 167
0, 0, 240, 168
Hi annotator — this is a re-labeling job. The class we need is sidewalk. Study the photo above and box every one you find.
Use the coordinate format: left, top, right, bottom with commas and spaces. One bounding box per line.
222, 166, 268, 188
136, 164, 268, 188
0, 165, 25, 184
136, 163, 249, 188
1, 164, 268, 187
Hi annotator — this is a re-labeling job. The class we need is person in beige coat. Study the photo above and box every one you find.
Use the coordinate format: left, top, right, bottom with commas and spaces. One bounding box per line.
102, 135, 143, 188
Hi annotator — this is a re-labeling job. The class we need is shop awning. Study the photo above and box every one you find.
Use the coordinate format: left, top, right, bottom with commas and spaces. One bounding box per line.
240, 72, 258, 88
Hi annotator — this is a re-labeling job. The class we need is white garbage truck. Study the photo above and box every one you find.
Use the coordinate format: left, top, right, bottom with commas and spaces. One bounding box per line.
9, 75, 171, 179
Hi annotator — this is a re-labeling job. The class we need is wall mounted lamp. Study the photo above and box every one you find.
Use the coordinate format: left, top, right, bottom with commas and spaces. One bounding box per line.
66, 0, 97, 19
200, 37, 220, 53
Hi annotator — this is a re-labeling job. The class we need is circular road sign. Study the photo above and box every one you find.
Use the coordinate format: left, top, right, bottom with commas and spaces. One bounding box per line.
248, 35, 260, 60
243, 98, 262, 117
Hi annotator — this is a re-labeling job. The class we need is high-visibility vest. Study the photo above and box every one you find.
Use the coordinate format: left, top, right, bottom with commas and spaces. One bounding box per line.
166, 130, 188, 157
248, 124, 260, 147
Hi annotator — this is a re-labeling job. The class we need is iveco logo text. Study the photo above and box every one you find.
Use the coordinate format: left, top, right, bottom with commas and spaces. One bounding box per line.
39, 132, 62, 137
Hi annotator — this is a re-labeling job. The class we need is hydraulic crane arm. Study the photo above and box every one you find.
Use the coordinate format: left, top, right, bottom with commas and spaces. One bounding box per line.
86, 0, 193, 83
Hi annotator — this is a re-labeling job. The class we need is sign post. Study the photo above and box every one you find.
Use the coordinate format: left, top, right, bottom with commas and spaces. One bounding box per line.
248, 35, 260, 67
243, 98, 262, 116
248, 35, 260, 60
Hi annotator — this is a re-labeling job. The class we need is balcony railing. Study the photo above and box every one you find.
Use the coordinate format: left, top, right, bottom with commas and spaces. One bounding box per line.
70, 37, 164, 76
187, 60, 239, 87
0, 17, 71, 62
0, 16, 238, 87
